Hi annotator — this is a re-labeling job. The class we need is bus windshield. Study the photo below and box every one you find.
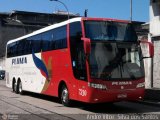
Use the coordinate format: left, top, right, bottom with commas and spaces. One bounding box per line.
89, 42, 144, 80
85, 21, 137, 41
84, 20, 144, 80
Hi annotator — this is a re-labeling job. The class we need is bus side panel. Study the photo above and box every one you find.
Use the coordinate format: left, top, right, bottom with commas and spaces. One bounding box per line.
41, 49, 78, 100
5, 49, 78, 100
6, 54, 47, 93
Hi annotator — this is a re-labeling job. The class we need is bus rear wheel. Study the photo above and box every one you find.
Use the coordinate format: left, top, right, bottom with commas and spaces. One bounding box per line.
61, 85, 71, 107
18, 80, 24, 95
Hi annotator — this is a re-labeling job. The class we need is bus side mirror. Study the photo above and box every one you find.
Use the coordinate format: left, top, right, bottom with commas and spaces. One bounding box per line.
140, 40, 154, 58
81, 37, 91, 55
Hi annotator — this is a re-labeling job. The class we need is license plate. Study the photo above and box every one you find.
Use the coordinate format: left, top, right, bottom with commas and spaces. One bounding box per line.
117, 94, 127, 98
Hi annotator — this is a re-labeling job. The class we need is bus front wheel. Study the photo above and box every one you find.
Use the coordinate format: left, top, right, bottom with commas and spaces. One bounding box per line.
61, 85, 71, 107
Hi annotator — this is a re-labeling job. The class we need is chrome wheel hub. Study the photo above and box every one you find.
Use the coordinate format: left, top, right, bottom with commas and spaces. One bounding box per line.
62, 88, 68, 103
19, 82, 22, 93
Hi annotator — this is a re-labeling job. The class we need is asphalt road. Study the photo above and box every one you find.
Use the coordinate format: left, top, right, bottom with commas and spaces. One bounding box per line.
0, 80, 160, 120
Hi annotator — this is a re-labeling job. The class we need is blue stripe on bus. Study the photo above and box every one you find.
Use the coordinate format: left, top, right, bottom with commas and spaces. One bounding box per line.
32, 51, 49, 79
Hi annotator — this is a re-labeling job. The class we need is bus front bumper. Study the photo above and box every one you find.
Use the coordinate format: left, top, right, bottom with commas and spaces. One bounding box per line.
86, 88, 145, 103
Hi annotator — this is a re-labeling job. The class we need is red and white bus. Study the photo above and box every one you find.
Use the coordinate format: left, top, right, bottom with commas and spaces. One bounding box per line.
5, 17, 153, 106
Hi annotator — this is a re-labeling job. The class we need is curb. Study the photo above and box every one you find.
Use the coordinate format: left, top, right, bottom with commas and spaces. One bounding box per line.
135, 100, 160, 107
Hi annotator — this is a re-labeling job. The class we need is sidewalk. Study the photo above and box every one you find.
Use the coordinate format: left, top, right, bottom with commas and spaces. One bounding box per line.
138, 89, 160, 107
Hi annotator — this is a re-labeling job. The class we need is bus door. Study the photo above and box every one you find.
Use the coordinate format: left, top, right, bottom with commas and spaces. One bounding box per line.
69, 22, 87, 100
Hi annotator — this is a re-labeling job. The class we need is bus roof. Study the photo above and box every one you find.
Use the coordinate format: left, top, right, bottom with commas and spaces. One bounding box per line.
7, 17, 82, 45
7, 17, 130, 45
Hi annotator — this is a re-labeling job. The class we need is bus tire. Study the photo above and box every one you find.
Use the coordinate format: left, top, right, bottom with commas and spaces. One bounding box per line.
14, 82, 18, 94
17, 80, 24, 95
12, 80, 16, 92
61, 85, 71, 107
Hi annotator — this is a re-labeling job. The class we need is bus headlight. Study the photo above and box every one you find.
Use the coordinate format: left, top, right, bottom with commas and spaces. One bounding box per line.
88, 82, 107, 90
136, 83, 145, 88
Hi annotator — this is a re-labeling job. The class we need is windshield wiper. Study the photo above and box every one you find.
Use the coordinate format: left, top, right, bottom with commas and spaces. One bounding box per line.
108, 52, 136, 80
121, 61, 136, 80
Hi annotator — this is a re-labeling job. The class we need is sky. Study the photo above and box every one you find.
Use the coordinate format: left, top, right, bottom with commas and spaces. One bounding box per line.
0, 0, 149, 22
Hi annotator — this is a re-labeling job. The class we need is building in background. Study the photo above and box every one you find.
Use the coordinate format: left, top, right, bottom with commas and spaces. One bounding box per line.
0, 10, 78, 69
149, 0, 160, 89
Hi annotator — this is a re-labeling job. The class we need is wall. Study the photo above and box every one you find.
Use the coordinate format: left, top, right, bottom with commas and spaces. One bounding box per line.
149, 0, 160, 89
150, 0, 160, 36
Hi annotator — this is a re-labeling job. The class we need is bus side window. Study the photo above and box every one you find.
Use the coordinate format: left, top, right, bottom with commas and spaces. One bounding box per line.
42, 31, 52, 51
53, 26, 67, 49
70, 22, 87, 81
11, 42, 17, 57
41, 25, 67, 51
9, 43, 14, 57
17, 40, 25, 56
23, 39, 28, 55
7, 44, 11, 58
27, 35, 41, 53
